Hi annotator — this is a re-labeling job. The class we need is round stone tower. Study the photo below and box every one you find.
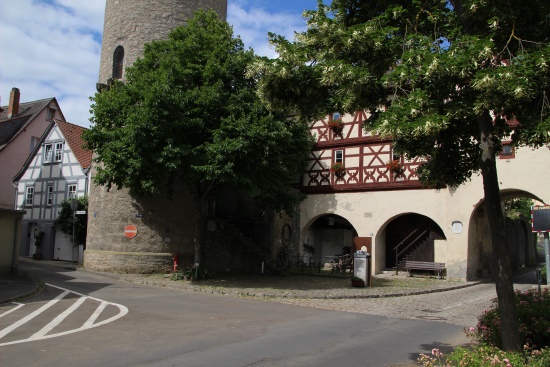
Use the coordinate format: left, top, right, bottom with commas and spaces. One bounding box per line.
85, 0, 228, 273
98, 0, 227, 84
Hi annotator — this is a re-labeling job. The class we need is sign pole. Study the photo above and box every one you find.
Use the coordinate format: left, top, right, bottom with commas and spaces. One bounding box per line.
71, 199, 77, 265
545, 232, 550, 285
531, 205, 550, 284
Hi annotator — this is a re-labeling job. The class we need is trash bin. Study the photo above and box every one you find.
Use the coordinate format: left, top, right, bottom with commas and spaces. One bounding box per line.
353, 251, 370, 287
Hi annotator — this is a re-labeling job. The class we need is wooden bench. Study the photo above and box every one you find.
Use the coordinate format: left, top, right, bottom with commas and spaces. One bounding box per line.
404, 260, 446, 279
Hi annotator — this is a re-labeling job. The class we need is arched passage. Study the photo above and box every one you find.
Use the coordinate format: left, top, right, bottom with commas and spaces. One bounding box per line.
467, 189, 543, 279
301, 214, 359, 266
382, 213, 446, 270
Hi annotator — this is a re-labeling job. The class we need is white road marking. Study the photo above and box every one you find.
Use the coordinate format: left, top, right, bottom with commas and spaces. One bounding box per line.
0, 303, 25, 318
0, 290, 69, 339
0, 284, 128, 347
82, 301, 108, 328
30, 296, 88, 339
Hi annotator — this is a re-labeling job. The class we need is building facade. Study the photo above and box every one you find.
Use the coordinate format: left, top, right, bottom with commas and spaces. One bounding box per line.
0, 88, 64, 209
13, 120, 92, 261
298, 112, 548, 279
85, 0, 548, 279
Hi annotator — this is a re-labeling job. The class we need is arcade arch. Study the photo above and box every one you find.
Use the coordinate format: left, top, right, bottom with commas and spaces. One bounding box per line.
301, 214, 359, 266
466, 189, 544, 280
377, 213, 446, 271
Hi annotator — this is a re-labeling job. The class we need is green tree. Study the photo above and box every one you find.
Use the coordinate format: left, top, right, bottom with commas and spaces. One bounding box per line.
55, 196, 88, 246
83, 10, 313, 269
251, 0, 549, 350
505, 197, 533, 221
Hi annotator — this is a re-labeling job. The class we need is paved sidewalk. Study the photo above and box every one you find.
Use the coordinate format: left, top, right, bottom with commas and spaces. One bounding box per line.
4, 257, 541, 305
0, 273, 41, 304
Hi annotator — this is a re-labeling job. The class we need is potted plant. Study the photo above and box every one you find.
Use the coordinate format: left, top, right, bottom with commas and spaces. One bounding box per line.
351, 276, 365, 287
386, 160, 404, 175
328, 118, 344, 135
330, 162, 345, 176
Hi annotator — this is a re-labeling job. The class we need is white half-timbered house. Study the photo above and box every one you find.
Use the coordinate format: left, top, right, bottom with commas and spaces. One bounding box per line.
13, 120, 92, 261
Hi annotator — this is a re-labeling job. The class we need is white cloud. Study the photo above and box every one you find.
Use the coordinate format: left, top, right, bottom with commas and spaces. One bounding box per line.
228, 1, 309, 58
0, 0, 105, 128
0, 0, 311, 128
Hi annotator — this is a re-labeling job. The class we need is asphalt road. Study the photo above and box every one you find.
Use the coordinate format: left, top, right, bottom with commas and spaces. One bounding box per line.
2, 262, 473, 367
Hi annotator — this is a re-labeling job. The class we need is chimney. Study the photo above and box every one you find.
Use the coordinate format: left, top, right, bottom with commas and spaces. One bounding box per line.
8, 87, 20, 118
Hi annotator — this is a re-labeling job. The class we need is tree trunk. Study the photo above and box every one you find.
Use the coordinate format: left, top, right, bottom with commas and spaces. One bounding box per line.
477, 113, 520, 351
193, 198, 204, 268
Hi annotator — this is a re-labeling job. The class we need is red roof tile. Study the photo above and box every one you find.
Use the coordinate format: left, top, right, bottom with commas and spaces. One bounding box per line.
55, 119, 92, 170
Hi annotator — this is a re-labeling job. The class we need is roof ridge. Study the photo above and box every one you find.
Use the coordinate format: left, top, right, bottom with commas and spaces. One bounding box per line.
0, 97, 55, 110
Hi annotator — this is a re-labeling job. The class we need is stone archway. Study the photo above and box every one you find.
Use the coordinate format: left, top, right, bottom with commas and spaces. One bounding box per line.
467, 189, 542, 279
301, 214, 358, 268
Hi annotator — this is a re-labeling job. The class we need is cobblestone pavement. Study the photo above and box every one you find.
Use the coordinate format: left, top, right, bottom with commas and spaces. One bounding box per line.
25, 260, 542, 330
119, 270, 542, 328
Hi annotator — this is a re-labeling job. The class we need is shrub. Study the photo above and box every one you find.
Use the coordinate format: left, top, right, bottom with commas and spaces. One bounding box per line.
418, 346, 550, 367
172, 265, 212, 281
540, 267, 547, 285
466, 289, 550, 350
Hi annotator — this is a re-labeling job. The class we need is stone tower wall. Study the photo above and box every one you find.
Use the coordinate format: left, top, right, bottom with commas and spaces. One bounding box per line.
98, 0, 227, 84
86, 0, 228, 273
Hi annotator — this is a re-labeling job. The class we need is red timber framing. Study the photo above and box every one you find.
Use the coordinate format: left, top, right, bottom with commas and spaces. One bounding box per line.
302, 112, 425, 193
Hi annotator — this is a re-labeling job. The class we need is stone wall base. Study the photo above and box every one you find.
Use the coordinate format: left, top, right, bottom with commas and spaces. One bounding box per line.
84, 249, 172, 274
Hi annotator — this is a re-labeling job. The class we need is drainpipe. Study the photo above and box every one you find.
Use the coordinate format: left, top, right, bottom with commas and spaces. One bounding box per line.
12, 212, 23, 275
13, 181, 18, 210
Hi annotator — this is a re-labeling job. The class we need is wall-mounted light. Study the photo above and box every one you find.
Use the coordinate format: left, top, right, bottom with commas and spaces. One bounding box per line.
327, 217, 336, 226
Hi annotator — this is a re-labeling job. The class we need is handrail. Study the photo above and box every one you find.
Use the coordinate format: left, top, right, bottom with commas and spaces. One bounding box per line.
394, 226, 429, 275
394, 228, 420, 253
397, 230, 428, 258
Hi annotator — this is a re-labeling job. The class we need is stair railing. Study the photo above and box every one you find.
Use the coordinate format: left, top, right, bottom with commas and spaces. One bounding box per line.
394, 227, 429, 275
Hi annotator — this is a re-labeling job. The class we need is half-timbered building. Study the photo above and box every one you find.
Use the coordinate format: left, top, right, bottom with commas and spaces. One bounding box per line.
13, 120, 92, 261
298, 111, 549, 279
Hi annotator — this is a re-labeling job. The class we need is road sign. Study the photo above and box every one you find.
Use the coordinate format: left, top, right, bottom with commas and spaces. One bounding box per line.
75, 211, 86, 215
532, 205, 550, 232
124, 225, 138, 238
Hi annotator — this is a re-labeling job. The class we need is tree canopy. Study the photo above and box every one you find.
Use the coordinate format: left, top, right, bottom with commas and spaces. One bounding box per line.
250, 0, 550, 350
84, 10, 313, 265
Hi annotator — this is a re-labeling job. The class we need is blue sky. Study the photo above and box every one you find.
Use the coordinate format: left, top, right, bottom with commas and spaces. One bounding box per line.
0, 0, 326, 128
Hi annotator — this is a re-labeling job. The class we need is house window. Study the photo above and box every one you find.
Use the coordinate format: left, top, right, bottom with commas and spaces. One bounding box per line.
44, 144, 53, 163
500, 142, 515, 159
47, 185, 54, 206
113, 46, 124, 79
54, 142, 63, 162
25, 187, 34, 206
335, 149, 344, 163
332, 112, 341, 121
46, 108, 56, 121
68, 184, 77, 199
